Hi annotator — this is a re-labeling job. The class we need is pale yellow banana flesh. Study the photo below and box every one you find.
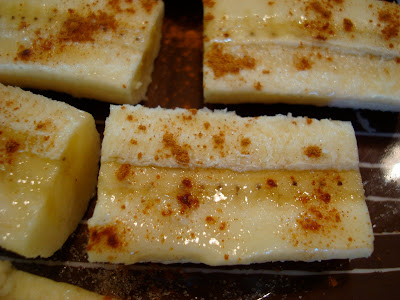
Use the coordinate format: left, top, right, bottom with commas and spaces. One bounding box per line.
87, 105, 373, 266
0, 260, 112, 300
0, 83, 100, 258
0, 0, 164, 104
203, 0, 400, 110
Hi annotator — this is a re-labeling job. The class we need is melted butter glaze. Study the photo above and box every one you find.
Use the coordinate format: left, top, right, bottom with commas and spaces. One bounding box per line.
205, 0, 400, 56
88, 164, 373, 265
0, 151, 60, 243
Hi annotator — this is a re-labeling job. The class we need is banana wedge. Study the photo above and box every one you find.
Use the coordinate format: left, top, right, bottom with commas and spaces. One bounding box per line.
0, 260, 113, 299
0, 84, 100, 258
0, 0, 164, 104
203, 0, 400, 110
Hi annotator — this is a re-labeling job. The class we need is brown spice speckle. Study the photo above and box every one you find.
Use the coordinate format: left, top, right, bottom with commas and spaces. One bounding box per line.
61, 11, 117, 43
189, 109, 198, 115
378, 9, 400, 40
304, 145, 322, 158
294, 56, 313, 71
161, 209, 172, 216
302, 0, 339, 40
241, 137, 251, 147
162, 132, 190, 165
140, 0, 157, 13
16, 48, 33, 61
14, 9, 119, 62
213, 132, 225, 149
309, 206, 323, 219
219, 222, 227, 230
343, 18, 354, 32
18, 21, 29, 30
182, 178, 193, 188
267, 179, 278, 188
206, 43, 256, 78
116, 163, 130, 181
204, 13, 214, 22
177, 193, 199, 214
318, 190, 331, 203
205, 216, 216, 224
35, 120, 51, 130
88, 225, 122, 251
309, 1, 332, 19
203, 0, 216, 8
298, 217, 322, 231
5, 140, 20, 154
254, 81, 263, 91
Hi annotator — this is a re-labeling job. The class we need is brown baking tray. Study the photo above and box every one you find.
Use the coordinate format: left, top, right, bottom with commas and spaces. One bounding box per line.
1, 0, 400, 299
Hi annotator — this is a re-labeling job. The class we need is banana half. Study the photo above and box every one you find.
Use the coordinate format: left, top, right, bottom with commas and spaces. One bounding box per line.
0, 0, 164, 104
203, 0, 400, 110
87, 105, 373, 266
0, 84, 100, 258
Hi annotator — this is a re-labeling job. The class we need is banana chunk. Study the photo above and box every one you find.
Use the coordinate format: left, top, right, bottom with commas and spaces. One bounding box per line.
0, 0, 164, 104
87, 105, 373, 266
0, 84, 100, 258
203, 0, 400, 110
0, 260, 113, 300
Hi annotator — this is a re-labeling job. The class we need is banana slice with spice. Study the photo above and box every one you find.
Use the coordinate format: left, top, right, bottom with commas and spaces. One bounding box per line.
0, 0, 164, 104
0, 84, 100, 258
87, 105, 373, 266
203, 0, 400, 110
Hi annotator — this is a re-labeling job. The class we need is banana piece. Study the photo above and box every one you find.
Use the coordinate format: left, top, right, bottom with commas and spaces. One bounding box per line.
203, 0, 400, 110
87, 105, 373, 266
0, 0, 164, 104
0, 260, 113, 300
0, 83, 100, 258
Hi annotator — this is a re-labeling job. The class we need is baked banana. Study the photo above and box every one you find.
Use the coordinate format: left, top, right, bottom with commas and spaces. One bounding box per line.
203, 0, 400, 110
0, 260, 113, 299
0, 0, 164, 104
0, 84, 100, 258
87, 105, 373, 265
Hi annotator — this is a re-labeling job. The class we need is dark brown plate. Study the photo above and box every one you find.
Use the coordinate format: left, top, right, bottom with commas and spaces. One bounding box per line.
1, 0, 400, 299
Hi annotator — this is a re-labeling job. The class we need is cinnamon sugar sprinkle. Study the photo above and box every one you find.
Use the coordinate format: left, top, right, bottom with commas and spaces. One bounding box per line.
205, 43, 256, 78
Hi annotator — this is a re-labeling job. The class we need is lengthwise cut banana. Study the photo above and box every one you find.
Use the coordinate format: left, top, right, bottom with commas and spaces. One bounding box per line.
0, 0, 164, 104
203, 0, 400, 110
87, 105, 373, 266
0, 83, 100, 258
